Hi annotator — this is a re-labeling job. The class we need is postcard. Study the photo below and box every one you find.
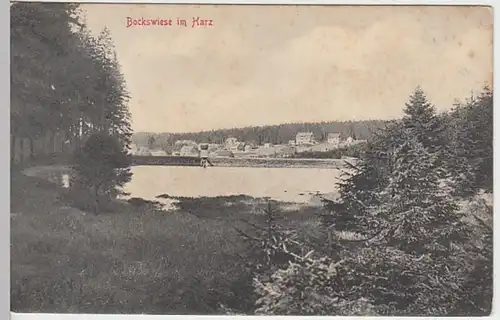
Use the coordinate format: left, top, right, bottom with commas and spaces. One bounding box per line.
10, 2, 493, 316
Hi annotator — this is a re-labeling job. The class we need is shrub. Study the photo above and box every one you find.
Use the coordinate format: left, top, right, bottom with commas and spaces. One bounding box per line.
71, 132, 132, 213
253, 251, 379, 316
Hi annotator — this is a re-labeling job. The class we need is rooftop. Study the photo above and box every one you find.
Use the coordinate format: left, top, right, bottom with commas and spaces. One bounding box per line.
296, 132, 314, 137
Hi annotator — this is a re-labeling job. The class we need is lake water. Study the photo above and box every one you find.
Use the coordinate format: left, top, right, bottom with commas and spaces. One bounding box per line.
124, 166, 342, 205
22, 165, 344, 208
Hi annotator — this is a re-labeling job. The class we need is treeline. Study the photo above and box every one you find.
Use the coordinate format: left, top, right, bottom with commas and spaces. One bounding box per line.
132, 120, 388, 150
11, 3, 132, 162
238, 86, 493, 316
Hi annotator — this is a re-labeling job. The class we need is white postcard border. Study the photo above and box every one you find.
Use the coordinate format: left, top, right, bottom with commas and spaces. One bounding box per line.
5, 1, 498, 320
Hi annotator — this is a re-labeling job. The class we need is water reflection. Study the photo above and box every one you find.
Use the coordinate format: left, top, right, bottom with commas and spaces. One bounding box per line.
125, 165, 341, 204
22, 165, 342, 207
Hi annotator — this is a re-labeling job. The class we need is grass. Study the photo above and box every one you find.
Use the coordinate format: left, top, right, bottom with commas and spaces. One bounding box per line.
10, 170, 321, 314
11, 168, 492, 315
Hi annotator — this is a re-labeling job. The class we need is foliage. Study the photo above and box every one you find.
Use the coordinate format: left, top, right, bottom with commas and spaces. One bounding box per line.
444, 86, 493, 193
322, 122, 405, 234
451, 198, 493, 315
254, 86, 493, 317
254, 254, 378, 316
373, 131, 466, 255
71, 132, 132, 213
235, 201, 304, 276
402, 86, 446, 155
11, 2, 132, 155
11, 3, 80, 135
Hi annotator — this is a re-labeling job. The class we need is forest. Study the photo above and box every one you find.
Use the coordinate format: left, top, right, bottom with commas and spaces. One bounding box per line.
11, 2, 132, 162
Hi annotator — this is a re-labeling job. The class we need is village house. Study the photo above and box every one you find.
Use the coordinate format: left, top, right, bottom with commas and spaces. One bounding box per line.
288, 140, 296, 146
295, 132, 316, 145
174, 140, 197, 152
135, 147, 152, 156
345, 136, 354, 145
310, 143, 337, 152
180, 145, 199, 157
256, 146, 277, 158
225, 137, 239, 150
327, 133, 341, 144
327, 133, 341, 147
275, 145, 296, 158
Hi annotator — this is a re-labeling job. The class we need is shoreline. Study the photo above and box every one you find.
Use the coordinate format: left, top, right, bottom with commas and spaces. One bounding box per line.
131, 155, 356, 169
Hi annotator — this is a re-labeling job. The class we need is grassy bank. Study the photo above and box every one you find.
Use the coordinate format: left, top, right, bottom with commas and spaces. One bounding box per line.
10, 170, 323, 314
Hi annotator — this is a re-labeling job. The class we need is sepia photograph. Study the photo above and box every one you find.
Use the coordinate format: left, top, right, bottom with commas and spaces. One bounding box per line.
10, 2, 493, 316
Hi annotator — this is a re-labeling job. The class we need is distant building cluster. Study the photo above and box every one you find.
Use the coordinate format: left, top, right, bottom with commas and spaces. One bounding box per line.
131, 131, 365, 158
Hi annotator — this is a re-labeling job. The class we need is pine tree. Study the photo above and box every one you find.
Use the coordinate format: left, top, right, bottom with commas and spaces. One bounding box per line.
444, 97, 478, 195
324, 121, 406, 234
327, 145, 379, 231
402, 87, 445, 154
444, 86, 493, 194
10, 3, 83, 153
11, 3, 133, 156
375, 130, 465, 255
469, 86, 493, 191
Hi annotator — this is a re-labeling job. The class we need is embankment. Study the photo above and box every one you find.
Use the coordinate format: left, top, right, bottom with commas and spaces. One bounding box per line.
131, 155, 353, 169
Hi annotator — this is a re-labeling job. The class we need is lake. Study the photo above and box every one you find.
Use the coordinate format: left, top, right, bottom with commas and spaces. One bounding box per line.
21, 165, 344, 207
124, 165, 342, 205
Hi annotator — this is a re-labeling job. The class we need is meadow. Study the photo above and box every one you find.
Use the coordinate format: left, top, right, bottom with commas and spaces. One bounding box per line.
10, 170, 325, 314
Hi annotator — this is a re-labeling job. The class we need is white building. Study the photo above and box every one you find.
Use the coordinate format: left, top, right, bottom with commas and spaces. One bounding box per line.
345, 136, 354, 146
327, 133, 341, 147
295, 132, 316, 145
225, 137, 239, 150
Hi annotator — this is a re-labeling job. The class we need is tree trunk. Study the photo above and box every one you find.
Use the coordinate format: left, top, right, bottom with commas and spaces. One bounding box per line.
94, 184, 100, 214
10, 134, 15, 163
19, 138, 24, 163
28, 136, 35, 161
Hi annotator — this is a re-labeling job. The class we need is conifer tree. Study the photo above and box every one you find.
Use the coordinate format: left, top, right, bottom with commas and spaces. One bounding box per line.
468, 86, 493, 191
402, 86, 445, 154
325, 121, 406, 234
72, 132, 132, 213
11, 3, 133, 156
375, 130, 465, 255
444, 86, 493, 194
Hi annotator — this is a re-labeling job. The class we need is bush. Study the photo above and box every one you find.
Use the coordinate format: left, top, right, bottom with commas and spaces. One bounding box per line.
254, 253, 378, 316
71, 132, 132, 213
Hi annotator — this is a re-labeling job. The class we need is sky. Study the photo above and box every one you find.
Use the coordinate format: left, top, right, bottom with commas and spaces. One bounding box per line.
80, 5, 493, 133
